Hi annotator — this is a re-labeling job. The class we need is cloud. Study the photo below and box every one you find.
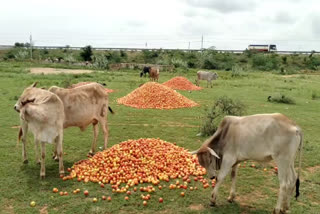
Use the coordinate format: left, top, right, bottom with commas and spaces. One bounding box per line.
184, 0, 257, 13
311, 14, 320, 37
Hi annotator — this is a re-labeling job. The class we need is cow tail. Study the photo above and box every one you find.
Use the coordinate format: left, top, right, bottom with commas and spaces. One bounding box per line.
108, 106, 114, 114
295, 129, 303, 200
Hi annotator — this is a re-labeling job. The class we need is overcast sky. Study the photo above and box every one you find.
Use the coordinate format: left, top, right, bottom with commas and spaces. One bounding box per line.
1, 0, 319, 50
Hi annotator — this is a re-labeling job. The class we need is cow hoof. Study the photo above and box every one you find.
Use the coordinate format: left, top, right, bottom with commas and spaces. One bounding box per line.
273, 208, 286, 214
88, 152, 95, 157
209, 201, 216, 207
40, 175, 45, 180
23, 160, 29, 164
227, 196, 235, 203
37, 161, 41, 165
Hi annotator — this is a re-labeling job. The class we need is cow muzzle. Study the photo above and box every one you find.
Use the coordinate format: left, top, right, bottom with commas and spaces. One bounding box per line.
14, 105, 20, 113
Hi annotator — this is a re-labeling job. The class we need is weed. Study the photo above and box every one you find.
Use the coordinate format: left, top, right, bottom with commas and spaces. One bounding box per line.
200, 96, 246, 136
268, 94, 296, 104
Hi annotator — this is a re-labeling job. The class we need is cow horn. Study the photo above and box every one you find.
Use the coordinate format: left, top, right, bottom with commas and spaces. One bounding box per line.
190, 150, 199, 155
207, 147, 220, 159
31, 82, 38, 87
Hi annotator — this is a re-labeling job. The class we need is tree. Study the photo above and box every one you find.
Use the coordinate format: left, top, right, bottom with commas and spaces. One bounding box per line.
80, 45, 93, 61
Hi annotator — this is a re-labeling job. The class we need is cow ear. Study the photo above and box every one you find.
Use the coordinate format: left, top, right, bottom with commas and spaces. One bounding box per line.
207, 147, 220, 159
31, 82, 38, 88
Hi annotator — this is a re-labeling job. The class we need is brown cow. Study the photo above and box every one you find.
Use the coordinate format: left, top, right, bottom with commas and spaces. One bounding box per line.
149, 67, 160, 82
14, 82, 65, 178
48, 82, 113, 156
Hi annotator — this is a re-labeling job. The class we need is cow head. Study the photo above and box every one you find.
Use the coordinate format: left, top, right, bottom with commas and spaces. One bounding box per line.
14, 82, 38, 112
192, 147, 220, 179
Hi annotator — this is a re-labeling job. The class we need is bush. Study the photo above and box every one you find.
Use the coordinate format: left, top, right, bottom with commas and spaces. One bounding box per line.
231, 65, 245, 78
80, 45, 93, 61
92, 54, 109, 69
252, 54, 280, 71
268, 94, 296, 104
200, 96, 246, 136
171, 58, 188, 69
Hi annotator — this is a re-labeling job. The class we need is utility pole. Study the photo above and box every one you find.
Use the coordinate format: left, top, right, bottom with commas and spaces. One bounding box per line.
145, 42, 148, 48
188, 42, 190, 50
201, 35, 203, 50
30, 34, 33, 60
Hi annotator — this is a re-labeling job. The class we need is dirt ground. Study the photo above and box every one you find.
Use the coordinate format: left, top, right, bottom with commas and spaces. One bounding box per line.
29, 67, 94, 74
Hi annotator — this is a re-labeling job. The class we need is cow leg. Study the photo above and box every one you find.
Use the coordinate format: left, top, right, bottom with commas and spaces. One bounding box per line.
40, 141, 46, 179
210, 158, 235, 206
88, 122, 99, 156
227, 164, 239, 203
283, 164, 297, 212
273, 160, 290, 214
99, 118, 109, 150
56, 132, 65, 176
21, 121, 28, 164
52, 143, 58, 162
210, 80, 213, 88
34, 138, 40, 164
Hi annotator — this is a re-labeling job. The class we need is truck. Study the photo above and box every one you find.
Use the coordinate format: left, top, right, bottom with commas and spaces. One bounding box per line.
248, 44, 277, 52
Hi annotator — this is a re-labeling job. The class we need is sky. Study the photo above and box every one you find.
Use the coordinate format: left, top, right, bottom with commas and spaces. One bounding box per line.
1, 0, 320, 51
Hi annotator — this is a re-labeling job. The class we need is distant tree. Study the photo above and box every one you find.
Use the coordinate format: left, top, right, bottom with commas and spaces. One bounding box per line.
14, 42, 25, 48
80, 45, 93, 61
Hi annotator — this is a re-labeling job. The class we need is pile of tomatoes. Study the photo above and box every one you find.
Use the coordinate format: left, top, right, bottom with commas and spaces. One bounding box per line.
162, 76, 202, 91
117, 82, 199, 109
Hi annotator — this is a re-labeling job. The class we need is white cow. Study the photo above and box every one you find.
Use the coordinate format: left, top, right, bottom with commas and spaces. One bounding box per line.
192, 113, 303, 214
14, 83, 65, 178
196, 71, 218, 88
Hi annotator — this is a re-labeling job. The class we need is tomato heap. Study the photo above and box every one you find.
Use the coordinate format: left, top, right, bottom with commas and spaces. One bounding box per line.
162, 76, 202, 91
67, 138, 206, 190
117, 82, 199, 109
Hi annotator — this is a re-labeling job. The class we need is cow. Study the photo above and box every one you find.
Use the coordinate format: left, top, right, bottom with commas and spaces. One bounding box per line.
191, 113, 303, 214
149, 67, 160, 82
69, 82, 106, 89
196, 71, 218, 88
14, 82, 65, 178
48, 82, 114, 156
140, 66, 151, 77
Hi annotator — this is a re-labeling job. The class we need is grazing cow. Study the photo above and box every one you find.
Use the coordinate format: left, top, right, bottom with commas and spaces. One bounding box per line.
140, 66, 151, 77
149, 67, 160, 82
48, 82, 113, 156
191, 113, 303, 214
69, 82, 106, 88
196, 71, 218, 88
14, 82, 65, 178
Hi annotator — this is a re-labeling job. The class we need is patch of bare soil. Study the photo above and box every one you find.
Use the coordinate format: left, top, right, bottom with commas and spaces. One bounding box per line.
40, 205, 48, 214
189, 204, 205, 211
237, 190, 269, 207
307, 165, 320, 173
29, 68, 94, 74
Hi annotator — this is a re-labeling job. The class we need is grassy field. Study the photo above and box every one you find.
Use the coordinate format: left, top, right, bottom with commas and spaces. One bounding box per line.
0, 62, 319, 214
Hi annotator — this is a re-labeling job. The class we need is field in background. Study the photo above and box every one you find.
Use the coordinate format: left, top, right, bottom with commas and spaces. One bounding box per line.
0, 62, 319, 214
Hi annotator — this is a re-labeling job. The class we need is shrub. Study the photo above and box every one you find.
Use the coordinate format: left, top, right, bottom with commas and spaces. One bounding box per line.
252, 54, 280, 71
92, 54, 109, 69
268, 94, 296, 104
171, 58, 188, 69
80, 45, 93, 61
231, 65, 246, 78
311, 91, 320, 100
200, 96, 246, 136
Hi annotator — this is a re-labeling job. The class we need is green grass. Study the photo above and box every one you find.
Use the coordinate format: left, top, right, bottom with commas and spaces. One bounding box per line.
0, 62, 319, 214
